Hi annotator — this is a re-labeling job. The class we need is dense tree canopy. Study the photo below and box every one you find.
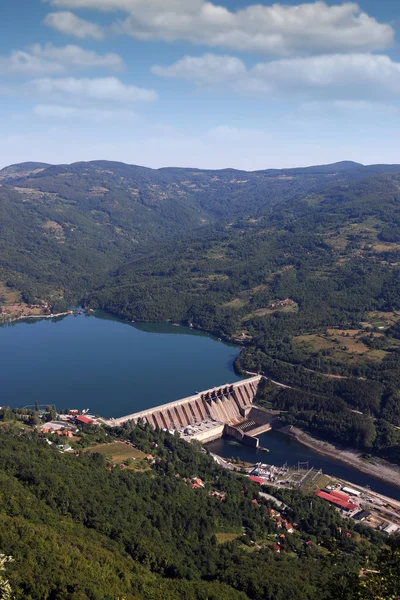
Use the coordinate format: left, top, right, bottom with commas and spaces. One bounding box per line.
0, 425, 393, 600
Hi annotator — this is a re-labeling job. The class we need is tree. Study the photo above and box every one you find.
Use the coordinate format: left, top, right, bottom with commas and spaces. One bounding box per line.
358, 544, 400, 600
0, 555, 13, 600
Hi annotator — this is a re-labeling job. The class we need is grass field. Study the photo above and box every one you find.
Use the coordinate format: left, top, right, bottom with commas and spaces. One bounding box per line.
0, 282, 20, 305
85, 441, 147, 466
363, 311, 400, 329
295, 327, 391, 365
223, 298, 248, 309
215, 532, 242, 544
0, 281, 47, 320
244, 301, 298, 321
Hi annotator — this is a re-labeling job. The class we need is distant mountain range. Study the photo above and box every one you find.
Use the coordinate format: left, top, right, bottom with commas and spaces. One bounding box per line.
1, 158, 400, 304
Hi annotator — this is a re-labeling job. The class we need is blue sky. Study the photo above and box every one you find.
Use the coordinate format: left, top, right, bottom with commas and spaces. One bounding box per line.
1, 0, 400, 169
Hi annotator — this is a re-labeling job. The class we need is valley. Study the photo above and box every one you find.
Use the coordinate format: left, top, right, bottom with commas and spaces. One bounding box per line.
1, 159, 400, 600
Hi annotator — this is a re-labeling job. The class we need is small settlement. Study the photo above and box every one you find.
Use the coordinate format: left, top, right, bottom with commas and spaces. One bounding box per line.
245, 462, 400, 536
6, 400, 400, 539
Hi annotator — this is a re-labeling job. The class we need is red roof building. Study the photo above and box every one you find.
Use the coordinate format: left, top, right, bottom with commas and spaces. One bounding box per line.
329, 490, 351, 502
248, 475, 264, 485
76, 415, 95, 425
315, 490, 357, 511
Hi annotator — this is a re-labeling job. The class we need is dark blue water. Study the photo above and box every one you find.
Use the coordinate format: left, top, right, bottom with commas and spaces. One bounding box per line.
207, 430, 400, 500
3, 312, 400, 501
0, 312, 241, 418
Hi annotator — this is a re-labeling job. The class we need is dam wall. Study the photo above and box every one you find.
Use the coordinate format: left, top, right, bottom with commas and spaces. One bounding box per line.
225, 424, 260, 448
107, 376, 262, 429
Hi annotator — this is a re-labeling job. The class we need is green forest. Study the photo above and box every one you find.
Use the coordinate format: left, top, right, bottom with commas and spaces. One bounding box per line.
1, 160, 400, 460
0, 423, 398, 600
1, 159, 400, 598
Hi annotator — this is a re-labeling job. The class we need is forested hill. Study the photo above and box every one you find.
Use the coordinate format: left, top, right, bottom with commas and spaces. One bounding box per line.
89, 171, 400, 462
1, 158, 400, 303
2, 160, 400, 461
0, 159, 373, 301
1, 424, 398, 600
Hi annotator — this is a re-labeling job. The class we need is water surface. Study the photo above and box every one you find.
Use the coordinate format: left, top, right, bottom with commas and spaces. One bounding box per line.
207, 431, 400, 500
0, 312, 241, 418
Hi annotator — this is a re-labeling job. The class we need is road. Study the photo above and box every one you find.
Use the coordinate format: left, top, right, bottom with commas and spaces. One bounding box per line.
244, 370, 293, 389
210, 452, 236, 471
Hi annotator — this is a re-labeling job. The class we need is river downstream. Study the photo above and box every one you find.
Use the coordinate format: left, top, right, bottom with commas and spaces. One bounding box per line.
206, 431, 400, 501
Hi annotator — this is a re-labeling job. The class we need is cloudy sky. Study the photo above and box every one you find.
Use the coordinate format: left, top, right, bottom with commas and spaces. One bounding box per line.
1, 0, 399, 169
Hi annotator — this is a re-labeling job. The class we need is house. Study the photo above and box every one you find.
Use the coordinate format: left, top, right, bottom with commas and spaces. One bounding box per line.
273, 543, 281, 553
56, 430, 74, 438
210, 491, 226, 501
353, 510, 371, 522
57, 444, 72, 452
383, 523, 399, 535
315, 490, 357, 512
75, 415, 95, 426
248, 475, 264, 485
284, 522, 294, 533
191, 477, 205, 488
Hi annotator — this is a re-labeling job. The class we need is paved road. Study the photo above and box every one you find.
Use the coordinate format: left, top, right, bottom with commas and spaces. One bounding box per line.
210, 452, 236, 471
244, 370, 293, 390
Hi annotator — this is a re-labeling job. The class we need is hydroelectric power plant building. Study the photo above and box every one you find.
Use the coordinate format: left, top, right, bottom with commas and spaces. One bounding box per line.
105, 376, 275, 446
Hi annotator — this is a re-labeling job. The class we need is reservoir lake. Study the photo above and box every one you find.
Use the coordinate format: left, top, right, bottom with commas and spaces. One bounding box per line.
0, 312, 241, 418
2, 312, 400, 500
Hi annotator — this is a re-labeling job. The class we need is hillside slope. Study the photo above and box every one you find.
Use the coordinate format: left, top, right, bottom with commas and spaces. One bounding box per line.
1, 159, 400, 304
89, 172, 400, 461
0, 424, 393, 600
1, 161, 400, 460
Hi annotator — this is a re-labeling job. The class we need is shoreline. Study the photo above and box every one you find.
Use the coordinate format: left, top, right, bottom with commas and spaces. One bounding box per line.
279, 425, 400, 487
0, 310, 83, 325
3, 309, 400, 488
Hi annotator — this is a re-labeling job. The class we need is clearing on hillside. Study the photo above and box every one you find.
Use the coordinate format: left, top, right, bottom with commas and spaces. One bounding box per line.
85, 441, 147, 466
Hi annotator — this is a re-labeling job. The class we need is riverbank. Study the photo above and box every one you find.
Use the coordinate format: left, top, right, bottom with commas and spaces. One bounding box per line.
280, 425, 400, 487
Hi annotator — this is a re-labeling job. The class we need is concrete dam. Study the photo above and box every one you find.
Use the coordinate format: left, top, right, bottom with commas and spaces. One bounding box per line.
106, 376, 274, 445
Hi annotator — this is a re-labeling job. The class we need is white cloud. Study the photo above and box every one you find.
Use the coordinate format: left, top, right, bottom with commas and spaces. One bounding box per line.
29, 76, 157, 103
45, 1, 393, 56
31, 43, 124, 70
0, 50, 64, 76
44, 11, 104, 39
152, 53, 245, 84
0, 44, 123, 76
33, 104, 138, 122
153, 52, 400, 101
299, 100, 399, 115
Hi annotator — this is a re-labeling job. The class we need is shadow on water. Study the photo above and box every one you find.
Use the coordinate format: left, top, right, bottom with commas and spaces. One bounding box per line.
94, 310, 209, 337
